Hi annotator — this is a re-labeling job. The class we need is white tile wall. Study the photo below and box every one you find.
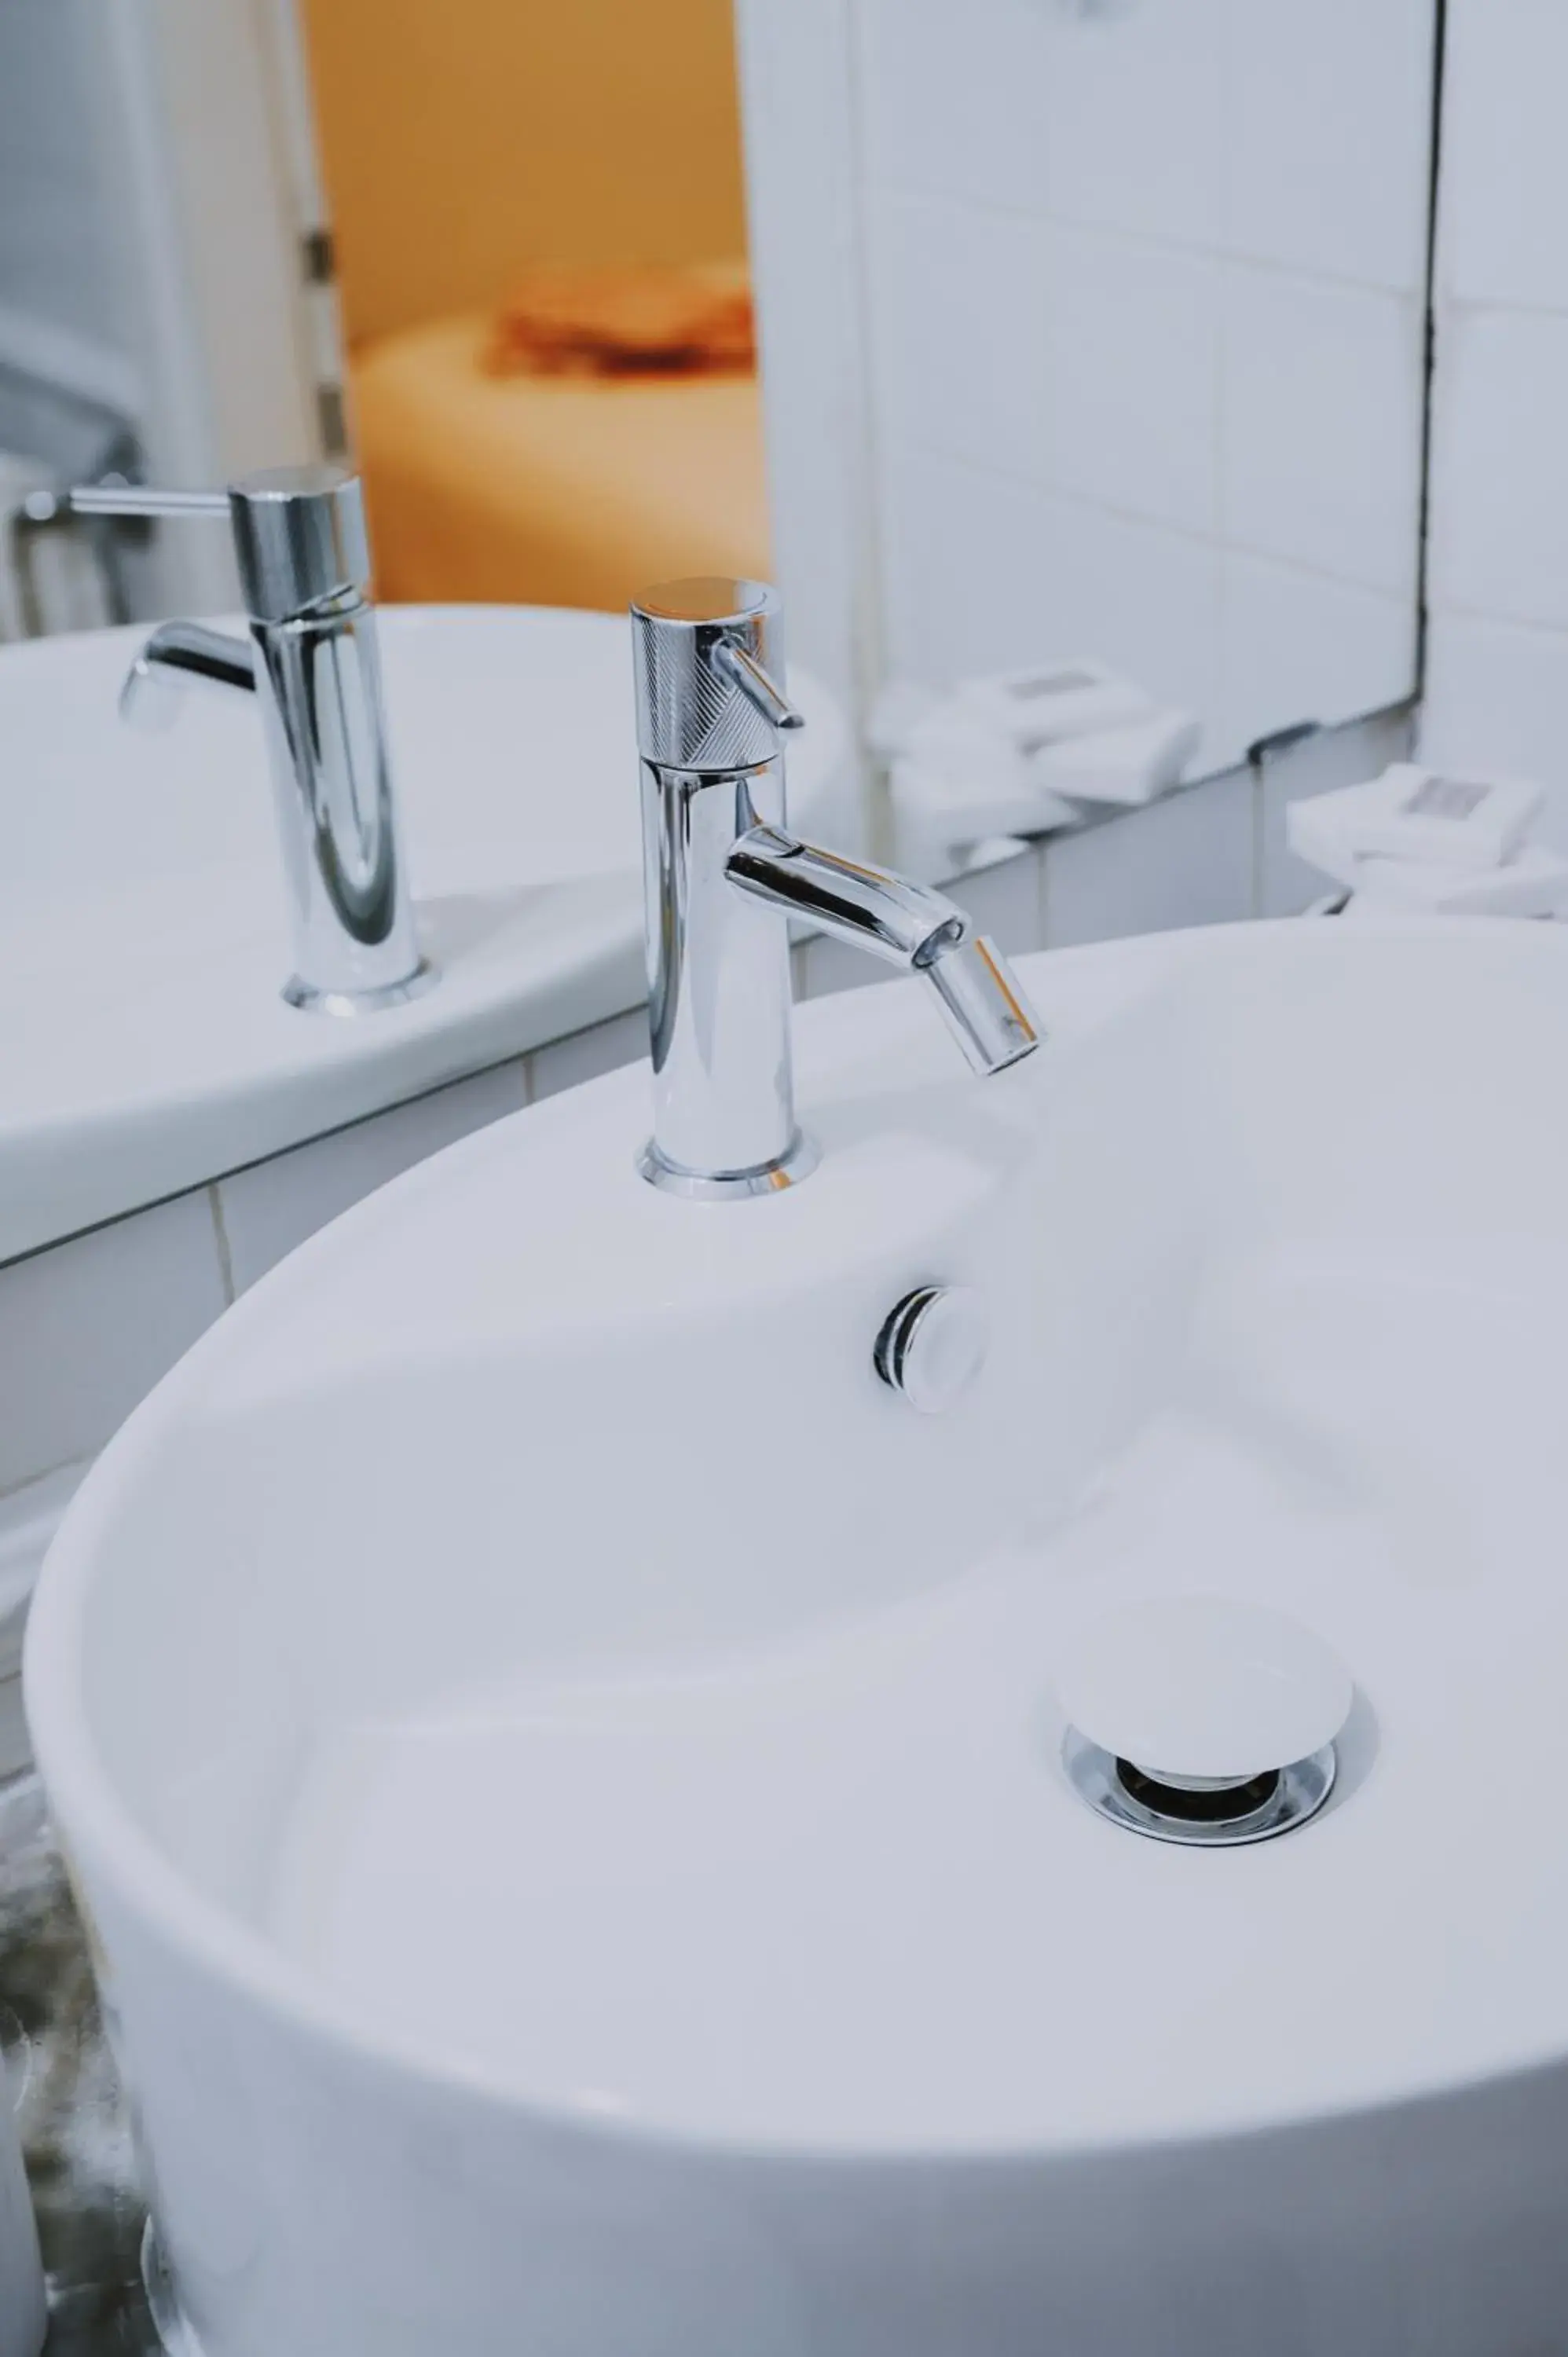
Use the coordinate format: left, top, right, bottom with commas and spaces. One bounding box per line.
1421, 615, 1568, 820
1042, 767, 1253, 949
1420, 1, 1568, 816
1046, 228, 1220, 537
1223, 0, 1435, 291
856, 0, 1053, 218
1218, 555, 1416, 759
1256, 702, 1418, 918
863, 192, 1051, 484
527, 1008, 647, 1098
880, 449, 1225, 730
216, 1058, 533, 1296
1430, 309, 1568, 632
1042, 0, 1228, 251
844, 0, 1434, 777
1222, 269, 1424, 596
0, 1189, 227, 1494
1438, 0, 1568, 313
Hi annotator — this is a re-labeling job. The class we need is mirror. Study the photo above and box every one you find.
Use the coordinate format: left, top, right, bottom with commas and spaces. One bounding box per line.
0, 0, 1443, 1263
741, 0, 1438, 854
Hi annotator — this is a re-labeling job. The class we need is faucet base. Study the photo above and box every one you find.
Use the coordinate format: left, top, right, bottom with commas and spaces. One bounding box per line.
282, 957, 439, 1018
636, 1129, 821, 1200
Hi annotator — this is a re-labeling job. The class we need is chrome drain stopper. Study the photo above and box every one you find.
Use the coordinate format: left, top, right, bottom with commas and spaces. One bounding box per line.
1053, 1596, 1353, 1851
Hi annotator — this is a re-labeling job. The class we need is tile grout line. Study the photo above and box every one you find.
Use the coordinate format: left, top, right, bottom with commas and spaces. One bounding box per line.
207, 1183, 237, 1307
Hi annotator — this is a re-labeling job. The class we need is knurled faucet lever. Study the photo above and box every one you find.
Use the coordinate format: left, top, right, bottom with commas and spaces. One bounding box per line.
629, 575, 1042, 1200
71, 466, 432, 1016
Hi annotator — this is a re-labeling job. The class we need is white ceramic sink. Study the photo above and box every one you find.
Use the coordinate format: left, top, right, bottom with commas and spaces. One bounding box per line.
0, 604, 846, 1257
26, 917, 1568, 2355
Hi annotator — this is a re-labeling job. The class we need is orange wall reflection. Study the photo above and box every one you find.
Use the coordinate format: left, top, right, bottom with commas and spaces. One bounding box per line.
299, 0, 766, 610
301, 0, 750, 346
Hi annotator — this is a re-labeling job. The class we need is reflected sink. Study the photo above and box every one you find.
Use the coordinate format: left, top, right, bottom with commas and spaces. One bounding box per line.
26, 917, 1568, 2356
0, 604, 846, 1256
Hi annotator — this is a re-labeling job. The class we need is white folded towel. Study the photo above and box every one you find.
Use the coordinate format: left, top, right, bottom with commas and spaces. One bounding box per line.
1288, 764, 1568, 918
871, 660, 1200, 876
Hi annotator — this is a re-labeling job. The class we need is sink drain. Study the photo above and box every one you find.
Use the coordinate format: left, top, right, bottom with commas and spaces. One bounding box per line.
1062, 1728, 1337, 1849
1053, 1596, 1351, 1849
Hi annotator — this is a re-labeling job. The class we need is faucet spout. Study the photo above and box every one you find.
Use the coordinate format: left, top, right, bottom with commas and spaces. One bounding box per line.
725, 826, 1039, 1074
629, 575, 1044, 1197
120, 620, 256, 731
86, 466, 431, 1015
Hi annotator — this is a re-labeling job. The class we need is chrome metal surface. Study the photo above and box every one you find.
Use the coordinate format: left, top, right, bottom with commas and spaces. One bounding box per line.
709, 638, 806, 733
71, 468, 428, 1014
634, 1128, 821, 1200
874, 1285, 991, 1414
120, 621, 256, 727
68, 485, 228, 520
630, 576, 785, 772
632, 577, 1042, 1196
1062, 1730, 1339, 1849
282, 958, 438, 1019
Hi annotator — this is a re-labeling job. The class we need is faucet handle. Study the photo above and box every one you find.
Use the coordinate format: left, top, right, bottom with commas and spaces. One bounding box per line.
709, 639, 804, 733
71, 464, 371, 625
69, 483, 229, 520
630, 575, 803, 772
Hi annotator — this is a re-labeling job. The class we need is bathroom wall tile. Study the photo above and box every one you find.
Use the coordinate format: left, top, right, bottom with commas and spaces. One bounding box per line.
1215, 555, 1417, 768
1439, 0, 1568, 310
528, 1008, 647, 1101
1042, 0, 1227, 254
941, 841, 1049, 955
879, 449, 1222, 739
735, 0, 874, 716
877, 447, 1052, 688
1045, 229, 1220, 536
0, 1190, 227, 1493
217, 1058, 531, 1295
1257, 701, 1418, 918
797, 928, 891, 1002
1420, 614, 1568, 841
1222, 269, 1425, 597
863, 191, 1052, 484
856, 0, 1053, 214
1223, 0, 1435, 294
1041, 768, 1253, 951
1430, 307, 1568, 632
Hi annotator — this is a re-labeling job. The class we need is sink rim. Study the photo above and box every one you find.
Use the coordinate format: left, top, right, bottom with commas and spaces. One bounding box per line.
27, 913, 1568, 2167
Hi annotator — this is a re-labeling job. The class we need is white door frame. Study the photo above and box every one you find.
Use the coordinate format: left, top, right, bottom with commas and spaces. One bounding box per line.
733, 0, 879, 757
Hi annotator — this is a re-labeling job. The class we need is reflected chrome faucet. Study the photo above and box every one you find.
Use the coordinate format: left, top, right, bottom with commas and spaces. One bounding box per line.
71, 466, 431, 1016
630, 577, 1041, 1198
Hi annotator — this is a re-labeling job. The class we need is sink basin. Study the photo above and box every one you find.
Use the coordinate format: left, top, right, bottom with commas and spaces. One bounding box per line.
0, 604, 846, 1258
26, 917, 1568, 2355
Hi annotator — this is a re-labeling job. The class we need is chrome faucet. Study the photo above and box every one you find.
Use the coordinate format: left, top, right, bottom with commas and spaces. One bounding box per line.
70, 466, 431, 1016
630, 577, 1041, 1198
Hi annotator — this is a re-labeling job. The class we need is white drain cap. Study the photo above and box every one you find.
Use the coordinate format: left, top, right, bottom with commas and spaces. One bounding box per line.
1053, 1596, 1354, 1782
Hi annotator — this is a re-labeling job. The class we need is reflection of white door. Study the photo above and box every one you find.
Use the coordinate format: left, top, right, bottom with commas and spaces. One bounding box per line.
0, 0, 339, 615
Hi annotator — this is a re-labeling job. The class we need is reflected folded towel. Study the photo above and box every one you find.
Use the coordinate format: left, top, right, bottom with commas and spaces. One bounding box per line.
486, 263, 755, 379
